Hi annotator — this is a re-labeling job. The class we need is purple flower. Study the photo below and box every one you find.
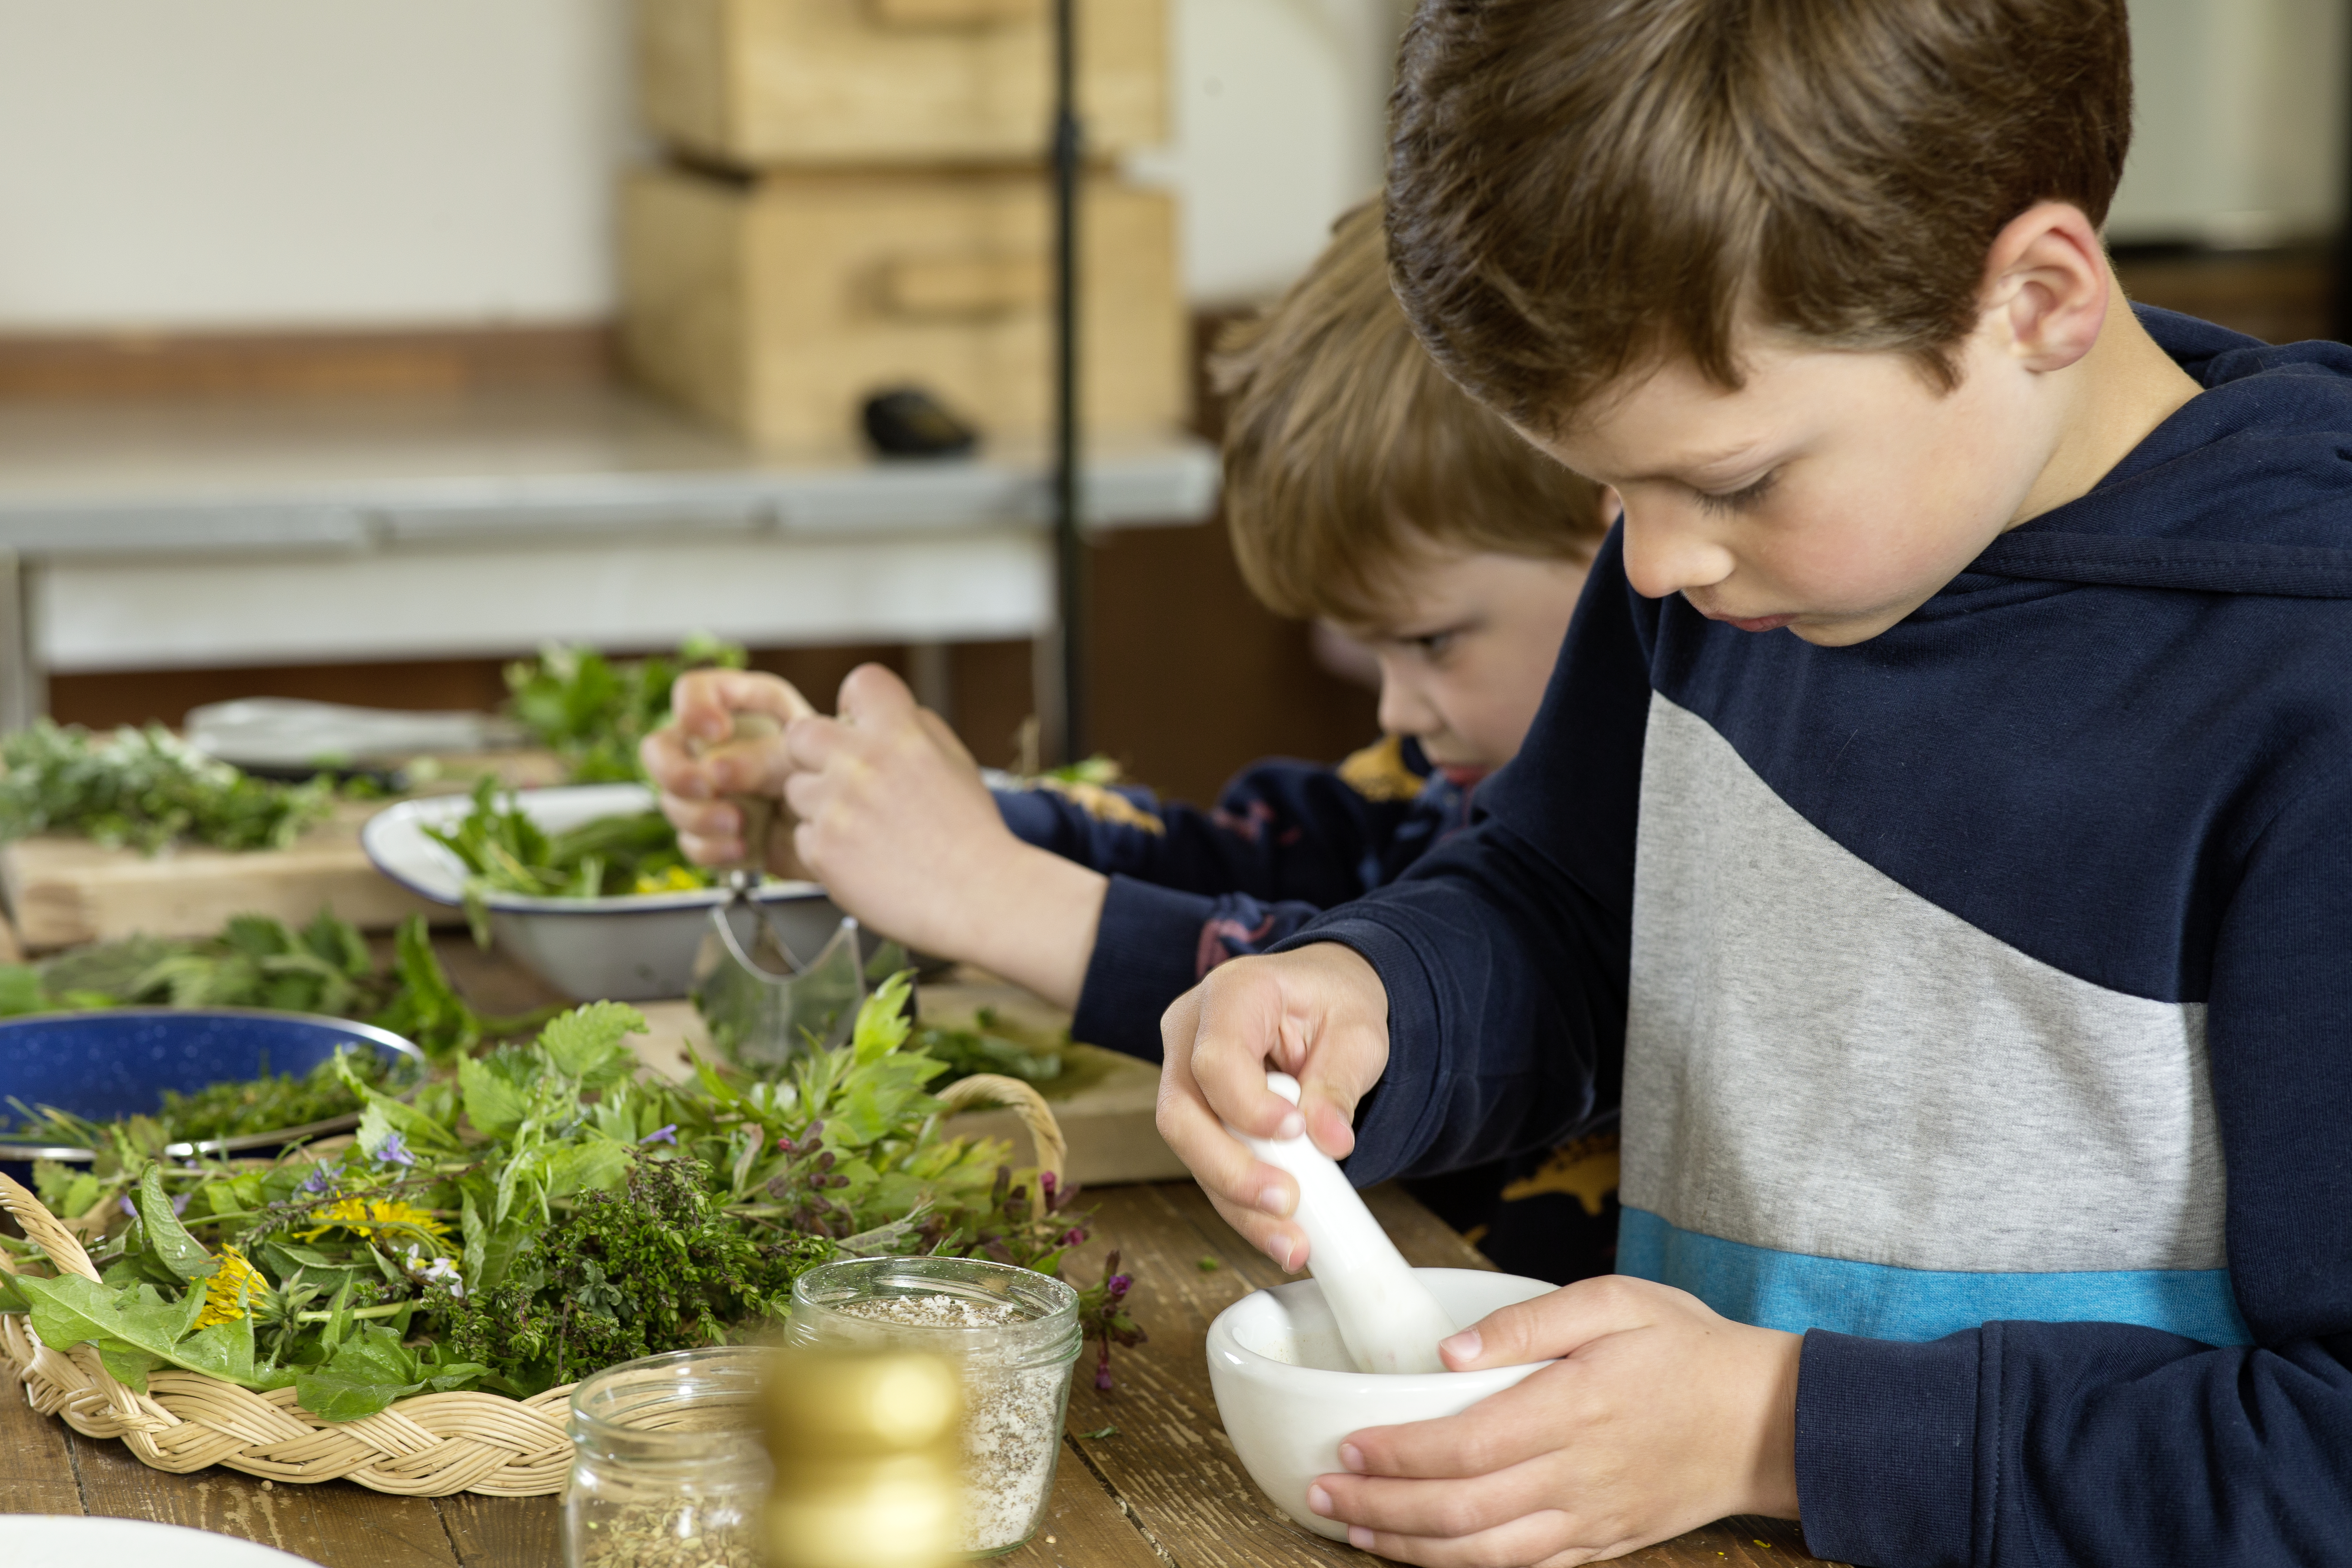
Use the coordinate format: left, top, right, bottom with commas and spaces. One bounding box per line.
118, 1196, 135, 1217
376, 1132, 415, 1168
172, 1191, 192, 1216
1107, 1274, 1131, 1297
1093, 1362, 1114, 1392
639, 1124, 678, 1146
1060, 1228, 1087, 1248
300, 1166, 333, 1194
1039, 1171, 1058, 1198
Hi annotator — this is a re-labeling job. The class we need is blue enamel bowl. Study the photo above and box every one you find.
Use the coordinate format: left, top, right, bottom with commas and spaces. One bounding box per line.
0, 1008, 423, 1186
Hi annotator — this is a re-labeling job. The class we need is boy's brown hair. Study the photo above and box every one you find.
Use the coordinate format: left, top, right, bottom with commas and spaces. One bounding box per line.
1387, 0, 2134, 430
1215, 198, 1607, 627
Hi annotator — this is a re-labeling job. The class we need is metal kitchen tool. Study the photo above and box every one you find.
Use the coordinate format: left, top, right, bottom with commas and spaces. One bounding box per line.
691, 888, 911, 1071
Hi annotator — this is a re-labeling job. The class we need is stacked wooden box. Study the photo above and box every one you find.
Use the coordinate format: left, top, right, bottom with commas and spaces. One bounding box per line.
622, 0, 1185, 452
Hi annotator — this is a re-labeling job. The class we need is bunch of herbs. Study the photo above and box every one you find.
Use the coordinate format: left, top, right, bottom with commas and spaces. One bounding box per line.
423, 775, 713, 942
0, 721, 335, 853
0, 974, 1109, 1418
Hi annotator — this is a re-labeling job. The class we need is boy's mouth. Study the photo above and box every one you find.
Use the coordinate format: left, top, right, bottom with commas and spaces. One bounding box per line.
1691, 600, 1798, 634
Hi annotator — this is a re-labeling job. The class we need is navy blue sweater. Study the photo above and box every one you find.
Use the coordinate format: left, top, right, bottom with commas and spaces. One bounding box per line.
994, 739, 1479, 1058
1295, 309, 2352, 1567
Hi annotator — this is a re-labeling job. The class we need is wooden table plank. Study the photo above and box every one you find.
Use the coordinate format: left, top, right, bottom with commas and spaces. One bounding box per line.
999, 1442, 1172, 1568
435, 1492, 563, 1568
0, 1374, 85, 1515
65, 1424, 463, 1568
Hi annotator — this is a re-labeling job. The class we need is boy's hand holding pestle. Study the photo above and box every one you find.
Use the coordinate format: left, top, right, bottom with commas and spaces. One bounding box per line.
1161, 948, 1804, 1563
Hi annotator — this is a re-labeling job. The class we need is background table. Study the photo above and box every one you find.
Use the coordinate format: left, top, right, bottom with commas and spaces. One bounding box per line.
0, 387, 1220, 729
0, 1177, 1832, 1568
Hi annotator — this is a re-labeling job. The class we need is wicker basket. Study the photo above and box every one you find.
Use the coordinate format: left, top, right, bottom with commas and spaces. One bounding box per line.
0, 1072, 1067, 1496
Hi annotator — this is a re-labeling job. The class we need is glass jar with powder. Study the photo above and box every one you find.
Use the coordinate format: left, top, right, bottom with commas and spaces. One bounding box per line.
786, 1256, 1083, 1556
566, 1346, 773, 1568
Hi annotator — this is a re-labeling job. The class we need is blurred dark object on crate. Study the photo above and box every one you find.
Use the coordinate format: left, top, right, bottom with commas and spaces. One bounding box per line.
863, 386, 980, 459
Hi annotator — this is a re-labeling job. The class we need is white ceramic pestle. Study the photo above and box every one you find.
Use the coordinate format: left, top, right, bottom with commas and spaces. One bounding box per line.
1224, 1072, 1460, 1374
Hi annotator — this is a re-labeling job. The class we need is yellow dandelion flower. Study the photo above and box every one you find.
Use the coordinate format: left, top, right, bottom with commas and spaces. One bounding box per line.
299, 1196, 451, 1244
632, 863, 706, 894
196, 1246, 266, 1329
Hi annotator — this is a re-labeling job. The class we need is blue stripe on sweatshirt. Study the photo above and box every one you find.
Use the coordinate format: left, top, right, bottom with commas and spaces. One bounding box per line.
1619, 1207, 2253, 1346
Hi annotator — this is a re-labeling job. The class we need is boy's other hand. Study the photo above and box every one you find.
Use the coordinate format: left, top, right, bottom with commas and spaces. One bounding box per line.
642, 669, 817, 873
1308, 1276, 1803, 1565
1157, 945, 1391, 1270
778, 664, 1106, 1010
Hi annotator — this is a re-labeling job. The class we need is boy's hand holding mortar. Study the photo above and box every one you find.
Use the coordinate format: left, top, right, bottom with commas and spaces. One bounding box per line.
1164, 950, 1804, 1562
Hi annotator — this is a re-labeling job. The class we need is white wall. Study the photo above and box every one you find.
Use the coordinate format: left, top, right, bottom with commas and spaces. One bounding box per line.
2107, 0, 2348, 245
1132, 0, 1404, 306
0, 0, 631, 331
0, 0, 1400, 333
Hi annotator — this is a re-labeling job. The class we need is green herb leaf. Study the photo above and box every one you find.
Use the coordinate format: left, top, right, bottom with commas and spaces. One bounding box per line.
11, 1272, 212, 1394
1079, 1426, 1119, 1441
135, 1166, 216, 1284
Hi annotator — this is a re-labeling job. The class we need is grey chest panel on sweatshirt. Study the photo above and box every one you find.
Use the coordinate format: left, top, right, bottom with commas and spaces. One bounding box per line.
1621, 694, 2225, 1275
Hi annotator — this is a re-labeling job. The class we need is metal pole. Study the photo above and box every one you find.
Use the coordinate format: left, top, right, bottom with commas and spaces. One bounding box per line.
1050, 0, 1086, 764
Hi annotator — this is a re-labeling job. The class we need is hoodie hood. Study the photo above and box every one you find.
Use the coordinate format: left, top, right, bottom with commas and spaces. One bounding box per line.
1971, 304, 2352, 597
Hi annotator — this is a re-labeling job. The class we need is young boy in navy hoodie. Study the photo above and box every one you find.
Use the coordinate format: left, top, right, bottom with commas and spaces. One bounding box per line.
1156, 3, 2352, 1565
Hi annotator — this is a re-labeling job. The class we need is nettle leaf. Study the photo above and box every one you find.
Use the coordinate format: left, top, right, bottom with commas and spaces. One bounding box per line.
136, 1166, 215, 1284
545, 1139, 632, 1202
537, 1001, 647, 1085
459, 1052, 534, 1140
851, 972, 915, 1064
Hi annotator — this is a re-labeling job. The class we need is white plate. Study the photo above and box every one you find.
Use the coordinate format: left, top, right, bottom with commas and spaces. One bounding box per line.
360, 783, 843, 1002
0, 1514, 324, 1568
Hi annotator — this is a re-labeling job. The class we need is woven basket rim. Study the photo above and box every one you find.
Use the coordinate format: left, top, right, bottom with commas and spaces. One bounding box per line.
0, 1074, 1067, 1496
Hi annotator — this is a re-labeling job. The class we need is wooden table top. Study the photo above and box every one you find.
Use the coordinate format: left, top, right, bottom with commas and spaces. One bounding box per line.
0, 1176, 1825, 1568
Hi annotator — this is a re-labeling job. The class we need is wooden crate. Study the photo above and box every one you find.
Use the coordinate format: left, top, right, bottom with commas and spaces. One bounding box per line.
620, 165, 1186, 450
637, 0, 1167, 168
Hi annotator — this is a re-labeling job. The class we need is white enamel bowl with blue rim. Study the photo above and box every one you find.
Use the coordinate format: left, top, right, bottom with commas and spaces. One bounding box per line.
1205, 1267, 1560, 1541
361, 783, 845, 1001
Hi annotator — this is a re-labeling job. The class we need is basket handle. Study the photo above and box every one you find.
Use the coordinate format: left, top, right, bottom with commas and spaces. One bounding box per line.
934, 1073, 1067, 1185
0, 1171, 102, 1282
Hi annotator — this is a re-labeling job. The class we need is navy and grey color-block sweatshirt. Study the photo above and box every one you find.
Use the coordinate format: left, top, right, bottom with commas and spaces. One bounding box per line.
992, 737, 1480, 1058
1294, 308, 2352, 1568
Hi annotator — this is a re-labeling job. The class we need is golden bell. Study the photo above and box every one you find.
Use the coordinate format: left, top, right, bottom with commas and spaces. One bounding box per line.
762, 1347, 962, 1568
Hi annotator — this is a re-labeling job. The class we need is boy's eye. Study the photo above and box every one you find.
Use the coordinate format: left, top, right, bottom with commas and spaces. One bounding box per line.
1696, 470, 1779, 514
1412, 631, 1458, 658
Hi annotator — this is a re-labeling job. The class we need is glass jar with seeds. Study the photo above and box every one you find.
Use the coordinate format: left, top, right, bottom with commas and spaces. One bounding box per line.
787, 1256, 1083, 1556
567, 1346, 773, 1568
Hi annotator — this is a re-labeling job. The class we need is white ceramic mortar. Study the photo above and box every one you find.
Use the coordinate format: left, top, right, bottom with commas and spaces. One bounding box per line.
1205, 1268, 1558, 1540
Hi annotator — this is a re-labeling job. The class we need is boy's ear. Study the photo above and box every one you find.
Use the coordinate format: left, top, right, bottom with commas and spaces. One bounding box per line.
1979, 200, 2111, 375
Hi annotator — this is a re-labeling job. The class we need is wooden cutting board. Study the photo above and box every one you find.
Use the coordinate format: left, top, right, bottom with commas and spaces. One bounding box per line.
0, 751, 566, 952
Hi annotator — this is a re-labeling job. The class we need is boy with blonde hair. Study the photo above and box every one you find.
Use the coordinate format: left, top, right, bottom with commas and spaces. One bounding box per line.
646, 197, 1604, 1069
1158, 2, 2352, 1564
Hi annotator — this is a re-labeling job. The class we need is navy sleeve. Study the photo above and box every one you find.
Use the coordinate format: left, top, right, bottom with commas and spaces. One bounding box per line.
1068, 878, 1333, 1061
995, 761, 1409, 908
1280, 529, 1653, 1184
1795, 759, 2352, 1568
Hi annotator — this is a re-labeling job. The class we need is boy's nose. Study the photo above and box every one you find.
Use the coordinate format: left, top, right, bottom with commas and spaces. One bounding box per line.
1619, 508, 1736, 601
1377, 671, 1441, 740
